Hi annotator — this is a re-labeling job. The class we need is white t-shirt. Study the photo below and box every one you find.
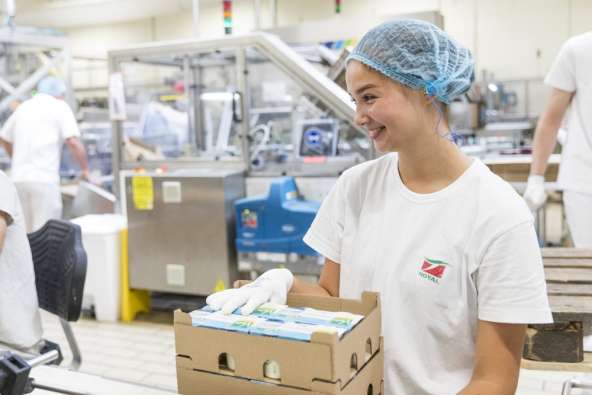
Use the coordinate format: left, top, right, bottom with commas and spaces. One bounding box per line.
303, 154, 552, 395
0, 170, 43, 348
545, 32, 592, 194
0, 94, 80, 185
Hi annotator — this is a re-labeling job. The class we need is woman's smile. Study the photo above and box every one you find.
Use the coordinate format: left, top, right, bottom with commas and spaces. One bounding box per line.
368, 126, 386, 139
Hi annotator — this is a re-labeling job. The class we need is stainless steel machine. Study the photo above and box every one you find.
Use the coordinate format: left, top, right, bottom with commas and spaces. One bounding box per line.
108, 33, 369, 293
122, 169, 244, 295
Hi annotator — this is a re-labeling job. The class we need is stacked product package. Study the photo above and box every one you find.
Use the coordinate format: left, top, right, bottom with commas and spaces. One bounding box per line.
189, 303, 364, 342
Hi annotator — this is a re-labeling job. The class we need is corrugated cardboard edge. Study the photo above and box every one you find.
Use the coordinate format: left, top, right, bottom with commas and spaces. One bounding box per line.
310, 337, 384, 394
307, 292, 381, 389
174, 309, 192, 325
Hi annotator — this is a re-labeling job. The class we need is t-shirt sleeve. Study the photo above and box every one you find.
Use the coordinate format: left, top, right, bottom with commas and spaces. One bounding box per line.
0, 173, 16, 225
545, 41, 576, 92
477, 221, 553, 324
303, 176, 346, 264
59, 103, 80, 139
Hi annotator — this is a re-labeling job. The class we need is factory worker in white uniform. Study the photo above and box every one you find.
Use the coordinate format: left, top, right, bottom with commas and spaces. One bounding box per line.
0, 170, 43, 349
0, 76, 90, 232
524, 32, 592, 249
207, 20, 552, 395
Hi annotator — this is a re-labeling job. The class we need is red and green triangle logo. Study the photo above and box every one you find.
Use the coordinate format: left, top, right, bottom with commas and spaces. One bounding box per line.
421, 258, 450, 279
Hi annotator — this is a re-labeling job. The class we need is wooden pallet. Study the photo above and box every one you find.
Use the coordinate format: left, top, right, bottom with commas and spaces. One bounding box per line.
522, 351, 592, 372
522, 249, 592, 365
542, 248, 592, 317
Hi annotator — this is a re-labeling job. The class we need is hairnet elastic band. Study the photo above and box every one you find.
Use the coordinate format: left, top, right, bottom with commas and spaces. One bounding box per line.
428, 96, 460, 144
424, 82, 438, 97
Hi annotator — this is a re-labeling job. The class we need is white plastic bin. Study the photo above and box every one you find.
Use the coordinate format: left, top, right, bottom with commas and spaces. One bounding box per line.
71, 214, 127, 322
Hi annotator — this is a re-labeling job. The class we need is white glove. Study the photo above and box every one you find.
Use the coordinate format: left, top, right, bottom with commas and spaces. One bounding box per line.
523, 175, 547, 211
206, 268, 294, 315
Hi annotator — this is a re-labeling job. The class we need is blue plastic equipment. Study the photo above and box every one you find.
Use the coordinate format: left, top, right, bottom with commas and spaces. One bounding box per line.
235, 177, 319, 257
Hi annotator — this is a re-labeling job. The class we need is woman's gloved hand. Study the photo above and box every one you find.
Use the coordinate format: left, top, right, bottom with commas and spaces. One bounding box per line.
206, 268, 294, 315
523, 175, 547, 211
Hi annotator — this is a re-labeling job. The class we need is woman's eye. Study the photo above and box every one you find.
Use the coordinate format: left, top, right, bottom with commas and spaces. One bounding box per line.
362, 95, 376, 103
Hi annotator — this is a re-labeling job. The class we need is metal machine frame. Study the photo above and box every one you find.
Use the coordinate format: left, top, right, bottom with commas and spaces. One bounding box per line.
108, 32, 367, 197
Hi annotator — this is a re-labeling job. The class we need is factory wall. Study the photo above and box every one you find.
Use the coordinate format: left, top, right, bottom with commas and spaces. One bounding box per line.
62, 0, 592, 95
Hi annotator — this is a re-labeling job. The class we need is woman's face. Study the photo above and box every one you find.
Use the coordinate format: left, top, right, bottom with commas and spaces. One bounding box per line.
346, 60, 425, 153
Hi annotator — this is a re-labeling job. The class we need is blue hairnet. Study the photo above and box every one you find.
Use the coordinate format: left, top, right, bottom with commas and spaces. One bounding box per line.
347, 19, 474, 104
37, 76, 67, 97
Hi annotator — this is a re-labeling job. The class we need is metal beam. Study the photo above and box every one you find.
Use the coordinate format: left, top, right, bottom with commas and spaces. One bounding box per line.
108, 33, 359, 133
192, 0, 200, 37
0, 50, 65, 111
0, 76, 16, 95
0, 28, 67, 49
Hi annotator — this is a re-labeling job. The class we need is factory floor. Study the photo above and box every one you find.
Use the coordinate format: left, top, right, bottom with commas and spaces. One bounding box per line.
34, 311, 592, 394
37, 311, 177, 393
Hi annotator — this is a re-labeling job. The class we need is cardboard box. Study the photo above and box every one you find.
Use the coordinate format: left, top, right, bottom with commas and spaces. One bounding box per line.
176, 340, 383, 395
174, 292, 382, 394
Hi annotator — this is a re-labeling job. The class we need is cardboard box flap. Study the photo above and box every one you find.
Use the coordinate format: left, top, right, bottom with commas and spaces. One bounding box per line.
341, 292, 380, 315
234, 282, 379, 315
311, 339, 383, 394
174, 309, 192, 325
332, 299, 381, 387
287, 292, 379, 315
287, 293, 342, 311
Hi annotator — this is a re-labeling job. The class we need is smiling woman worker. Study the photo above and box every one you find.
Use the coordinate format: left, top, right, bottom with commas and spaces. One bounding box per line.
207, 19, 552, 394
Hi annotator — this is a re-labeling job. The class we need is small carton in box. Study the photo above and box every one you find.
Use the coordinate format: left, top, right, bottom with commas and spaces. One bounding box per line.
174, 292, 382, 394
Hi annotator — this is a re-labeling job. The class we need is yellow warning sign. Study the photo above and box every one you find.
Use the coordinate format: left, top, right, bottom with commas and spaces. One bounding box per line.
213, 279, 226, 292
132, 176, 154, 210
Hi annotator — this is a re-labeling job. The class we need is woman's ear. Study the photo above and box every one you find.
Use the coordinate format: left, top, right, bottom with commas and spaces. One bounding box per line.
422, 92, 435, 107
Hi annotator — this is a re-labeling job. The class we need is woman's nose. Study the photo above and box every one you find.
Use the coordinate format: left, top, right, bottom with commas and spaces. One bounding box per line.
354, 108, 368, 127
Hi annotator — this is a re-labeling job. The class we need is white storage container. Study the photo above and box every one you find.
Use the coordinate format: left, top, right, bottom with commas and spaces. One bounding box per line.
71, 214, 127, 321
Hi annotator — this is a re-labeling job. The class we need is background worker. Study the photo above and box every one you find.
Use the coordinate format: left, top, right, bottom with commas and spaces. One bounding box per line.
0, 76, 91, 232
0, 170, 43, 350
524, 32, 592, 249
206, 19, 552, 395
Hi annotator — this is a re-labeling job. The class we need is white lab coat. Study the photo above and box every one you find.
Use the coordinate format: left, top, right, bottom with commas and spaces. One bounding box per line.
545, 33, 592, 248
0, 93, 80, 232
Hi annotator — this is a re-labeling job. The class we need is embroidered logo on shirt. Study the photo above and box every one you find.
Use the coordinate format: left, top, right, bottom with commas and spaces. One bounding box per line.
418, 258, 450, 284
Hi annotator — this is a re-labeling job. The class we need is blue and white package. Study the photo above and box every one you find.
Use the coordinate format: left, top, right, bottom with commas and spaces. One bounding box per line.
190, 303, 363, 341
248, 303, 363, 331
249, 303, 290, 318
295, 309, 363, 329
191, 311, 264, 333
249, 319, 285, 337
275, 322, 346, 341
